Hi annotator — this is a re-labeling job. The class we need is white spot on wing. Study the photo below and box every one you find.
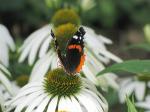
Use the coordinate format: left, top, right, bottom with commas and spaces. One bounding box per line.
73, 36, 78, 39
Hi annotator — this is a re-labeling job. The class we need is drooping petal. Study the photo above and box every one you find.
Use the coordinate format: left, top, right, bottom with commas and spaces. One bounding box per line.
0, 41, 9, 66
77, 89, 108, 112
0, 24, 15, 51
39, 36, 52, 58
34, 95, 50, 112
29, 51, 54, 82
18, 25, 52, 65
119, 79, 136, 103
0, 71, 14, 95
136, 95, 150, 111
135, 81, 146, 101
13, 90, 45, 112
28, 32, 50, 65
47, 97, 58, 112
0, 64, 11, 77
58, 97, 82, 112
25, 93, 48, 112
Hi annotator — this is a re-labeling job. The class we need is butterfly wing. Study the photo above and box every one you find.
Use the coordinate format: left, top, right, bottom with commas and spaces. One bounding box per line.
51, 30, 67, 67
65, 27, 86, 74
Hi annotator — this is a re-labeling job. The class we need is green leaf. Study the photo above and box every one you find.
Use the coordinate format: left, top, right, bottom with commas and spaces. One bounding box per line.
97, 60, 150, 76
126, 96, 138, 112
126, 43, 150, 52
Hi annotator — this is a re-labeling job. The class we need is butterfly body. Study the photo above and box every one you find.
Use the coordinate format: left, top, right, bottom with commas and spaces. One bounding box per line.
51, 27, 86, 75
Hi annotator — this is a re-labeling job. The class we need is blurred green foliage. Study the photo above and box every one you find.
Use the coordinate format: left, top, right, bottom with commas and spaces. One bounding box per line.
8, 40, 32, 80
9, 51, 32, 80
0, 0, 149, 35
0, 0, 50, 25
126, 96, 137, 112
81, 0, 150, 28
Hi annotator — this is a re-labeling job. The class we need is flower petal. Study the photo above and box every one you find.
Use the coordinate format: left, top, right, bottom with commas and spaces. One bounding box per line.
58, 97, 82, 112
0, 71, 14, 95
29, 51, 53, 82
39, 36, 52, 58
135, 81, 146, 101
47, 97, 58, 112
34, 95, 50, 112
25, 93, 48, 112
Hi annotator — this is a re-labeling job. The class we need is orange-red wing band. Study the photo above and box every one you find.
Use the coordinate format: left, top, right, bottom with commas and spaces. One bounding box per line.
76, 54, 86, 73
68, 45, 82, 52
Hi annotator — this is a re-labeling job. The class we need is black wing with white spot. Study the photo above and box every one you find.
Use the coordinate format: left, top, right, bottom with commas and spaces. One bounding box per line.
65, 27, 86, 74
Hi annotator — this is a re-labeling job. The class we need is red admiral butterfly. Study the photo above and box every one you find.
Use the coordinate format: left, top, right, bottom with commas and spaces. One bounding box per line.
51, 27, 86, 75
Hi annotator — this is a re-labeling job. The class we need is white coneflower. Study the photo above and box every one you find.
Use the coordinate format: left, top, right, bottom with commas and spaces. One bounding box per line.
5, 68, 108, 112
119, 75, 150, 103
136, 95, 150, 112
0, 64, 14, 110
0, 24, 16, 67
18, 9, 122, 90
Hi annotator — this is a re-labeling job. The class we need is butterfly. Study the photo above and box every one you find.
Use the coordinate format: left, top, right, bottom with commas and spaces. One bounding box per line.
51, 27, 86, 75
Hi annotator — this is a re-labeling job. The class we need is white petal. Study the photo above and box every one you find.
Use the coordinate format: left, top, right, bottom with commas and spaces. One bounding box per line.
0, 90, 5, 111
19, 25, 51, 52
18, 42, 33, 63
35, 95, 50, 112
6, 97, 26, 112
25, 93, 48, 112
119, 80, 136, 103
85, 34, 106, 51
0, 64, 11, 76
82, 64, 97, 84
13, 86, 43, 102
0, 41, 9, 66
0, 71, 14, 95
96, 35, 112, 44
84, 89, 108, 111
86, 47, 110, 64
20, 82, 43, 92
81, 78, 99, 93
47, 97, 58, 112
29, 51, 52, 82
50, 53, 58, 69
58, 97, 82, 112
14, 90, 44, 112
135, 81, 146, 101
28, 32, 49, 65
6, 89, 43, 108
18, 25, 51, 65
136, 102, 150, 109
77, 89, 107, 112
83, 26, 112, 44
98, 49, 122, 63
98, 73, 119, 90
0, 24, 15, 51
39, 36, 52, 58
85, 50, 104, 75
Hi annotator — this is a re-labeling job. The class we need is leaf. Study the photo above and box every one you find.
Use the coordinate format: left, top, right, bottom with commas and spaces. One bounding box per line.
97, 60, 150, 76
126, 43, 150, 52
126, 96, 138, 112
